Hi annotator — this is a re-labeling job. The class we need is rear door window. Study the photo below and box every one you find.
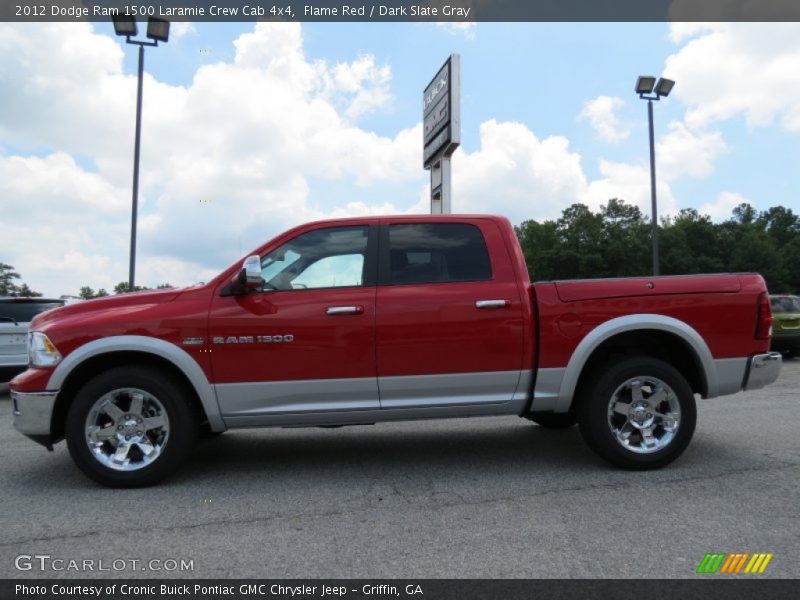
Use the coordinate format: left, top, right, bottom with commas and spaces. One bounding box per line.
385, 223, 492, 285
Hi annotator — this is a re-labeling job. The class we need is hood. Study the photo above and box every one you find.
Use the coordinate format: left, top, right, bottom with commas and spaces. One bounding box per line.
31, 287, 185, 330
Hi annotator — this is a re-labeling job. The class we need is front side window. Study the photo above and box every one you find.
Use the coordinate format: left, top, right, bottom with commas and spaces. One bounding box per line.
260, 226, 369, 291
387, 223, 492, 285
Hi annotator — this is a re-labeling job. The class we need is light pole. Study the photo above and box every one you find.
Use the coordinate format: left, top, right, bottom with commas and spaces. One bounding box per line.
636, 75, 675, 276
112, 16, 170, 292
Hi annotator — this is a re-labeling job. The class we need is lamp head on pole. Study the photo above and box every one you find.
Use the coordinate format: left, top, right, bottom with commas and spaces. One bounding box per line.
112, 15, 137, 37
655, 78, 675, 97
146, 18, 170, 43
635, 76, 656, 95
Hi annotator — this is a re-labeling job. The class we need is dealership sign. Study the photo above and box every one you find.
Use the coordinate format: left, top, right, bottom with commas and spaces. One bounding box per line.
423, 54, 460, 167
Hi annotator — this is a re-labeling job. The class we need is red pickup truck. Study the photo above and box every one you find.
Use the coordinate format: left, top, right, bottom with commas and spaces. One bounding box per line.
11, 215, 782, 487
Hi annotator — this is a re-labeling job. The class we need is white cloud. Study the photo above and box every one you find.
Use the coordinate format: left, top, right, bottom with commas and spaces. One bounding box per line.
664, 22, 800, 131
656, 121, 728, 180
587, 159, 678, 218
434, 22, 477, 40
452, 120, 590, 225
0, 22, 420, 296
3, 21, 785, 298
579, 96, 631, 143
170, 22, 197, 41
698, 191, 750, 221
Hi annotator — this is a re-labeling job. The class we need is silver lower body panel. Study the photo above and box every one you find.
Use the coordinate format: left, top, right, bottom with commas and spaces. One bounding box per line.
218, 369, 530, 428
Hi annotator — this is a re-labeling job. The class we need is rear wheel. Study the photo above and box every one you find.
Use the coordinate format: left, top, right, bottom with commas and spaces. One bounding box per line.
66, 366, 198, 487
578, 356, 696, 470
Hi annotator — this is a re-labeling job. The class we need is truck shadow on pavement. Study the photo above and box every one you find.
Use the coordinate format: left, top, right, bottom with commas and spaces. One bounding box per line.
6, 418, 756, 491
8, 420, 614, 490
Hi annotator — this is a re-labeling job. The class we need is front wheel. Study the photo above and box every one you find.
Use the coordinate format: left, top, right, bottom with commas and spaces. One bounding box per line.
66, 366, 198, 487
577, 357, 696, 470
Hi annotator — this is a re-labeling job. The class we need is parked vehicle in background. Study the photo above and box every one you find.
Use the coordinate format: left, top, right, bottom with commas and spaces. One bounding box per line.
0, 297, 65, 381
10, 215, 783, 487
770, 295, 800, 358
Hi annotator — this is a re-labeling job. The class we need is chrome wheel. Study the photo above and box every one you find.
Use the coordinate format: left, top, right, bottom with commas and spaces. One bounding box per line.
606, 376, 681, 454
84, 388, 170, 472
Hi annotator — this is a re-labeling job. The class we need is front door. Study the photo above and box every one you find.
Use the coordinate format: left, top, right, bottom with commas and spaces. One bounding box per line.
209, 225, 379, 424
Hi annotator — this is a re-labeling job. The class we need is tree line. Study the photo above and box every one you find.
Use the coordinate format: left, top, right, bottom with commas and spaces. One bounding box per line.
4, 199, 799, 298
78, 282, 174, 299
515, 200, 800, 294
0, 263, 173, 299
0, 263, 42, 297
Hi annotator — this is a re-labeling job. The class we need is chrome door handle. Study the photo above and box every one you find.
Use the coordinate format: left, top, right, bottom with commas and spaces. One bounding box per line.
475, 299, 510, 309
326, 306, 364, 315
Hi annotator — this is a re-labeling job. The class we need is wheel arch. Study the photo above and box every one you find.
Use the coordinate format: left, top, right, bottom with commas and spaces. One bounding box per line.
555, 315, 717, 413
48, 336, 225, 441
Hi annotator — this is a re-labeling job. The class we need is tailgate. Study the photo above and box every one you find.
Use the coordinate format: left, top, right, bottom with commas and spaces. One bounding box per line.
554, 274, 742, 303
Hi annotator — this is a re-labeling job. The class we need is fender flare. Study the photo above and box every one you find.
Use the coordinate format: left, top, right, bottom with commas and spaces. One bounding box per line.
554, 314, 717, 413
47, 335, 226, 431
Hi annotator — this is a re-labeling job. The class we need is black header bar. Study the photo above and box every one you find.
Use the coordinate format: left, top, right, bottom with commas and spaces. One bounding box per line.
4, 1, 800, 22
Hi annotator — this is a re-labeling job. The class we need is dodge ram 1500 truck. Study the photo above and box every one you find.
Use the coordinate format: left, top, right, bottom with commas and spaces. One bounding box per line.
11, 215, 782, 487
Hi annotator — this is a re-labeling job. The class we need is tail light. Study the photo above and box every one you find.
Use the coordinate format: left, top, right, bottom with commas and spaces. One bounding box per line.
755, 292, 773, 340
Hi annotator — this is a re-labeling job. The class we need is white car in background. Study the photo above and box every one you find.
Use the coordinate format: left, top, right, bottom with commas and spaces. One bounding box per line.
0, 297, 65, 382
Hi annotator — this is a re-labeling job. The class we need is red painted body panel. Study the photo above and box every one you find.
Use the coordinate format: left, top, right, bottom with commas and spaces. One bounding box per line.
16, 286, 215, 381
208, 287, 376, 383
9, 214, 770, 395
535, 274, 770, 369
553, 273, 741, 303
10, 366, 53, 393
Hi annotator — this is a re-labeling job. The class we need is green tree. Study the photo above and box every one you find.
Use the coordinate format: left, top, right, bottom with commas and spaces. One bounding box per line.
0, 263, 42, 297
515, 219, 560, 280
0, 263, 21, 296
599, 199, 650, 277
16, 283, 42, 297
113, 282, 151, 294
514, 199, 799, 293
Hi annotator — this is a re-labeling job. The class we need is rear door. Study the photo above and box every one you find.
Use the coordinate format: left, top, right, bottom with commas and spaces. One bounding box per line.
209, 225, 380, 423
375, 220, 526, 409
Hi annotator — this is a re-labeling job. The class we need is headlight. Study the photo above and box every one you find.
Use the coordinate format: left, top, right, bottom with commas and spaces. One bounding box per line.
28, 332, 62, 367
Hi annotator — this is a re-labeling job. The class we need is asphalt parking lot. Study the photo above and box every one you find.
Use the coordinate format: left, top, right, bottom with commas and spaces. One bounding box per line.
0, 360, 798, 580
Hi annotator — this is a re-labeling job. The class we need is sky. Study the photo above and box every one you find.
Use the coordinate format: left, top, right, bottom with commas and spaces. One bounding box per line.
1, 21, 799, 297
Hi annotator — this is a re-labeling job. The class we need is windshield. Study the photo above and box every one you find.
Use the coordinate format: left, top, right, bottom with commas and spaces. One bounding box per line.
771, 296, 800, 314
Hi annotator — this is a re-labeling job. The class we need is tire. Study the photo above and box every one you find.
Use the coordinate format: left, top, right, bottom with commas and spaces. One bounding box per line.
524, 412, 578, 429
577, 356, 696, 470
66, 366, 199, 487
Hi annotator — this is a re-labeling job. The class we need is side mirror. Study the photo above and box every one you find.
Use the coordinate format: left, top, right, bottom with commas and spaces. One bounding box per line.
229, 255, 264, 295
